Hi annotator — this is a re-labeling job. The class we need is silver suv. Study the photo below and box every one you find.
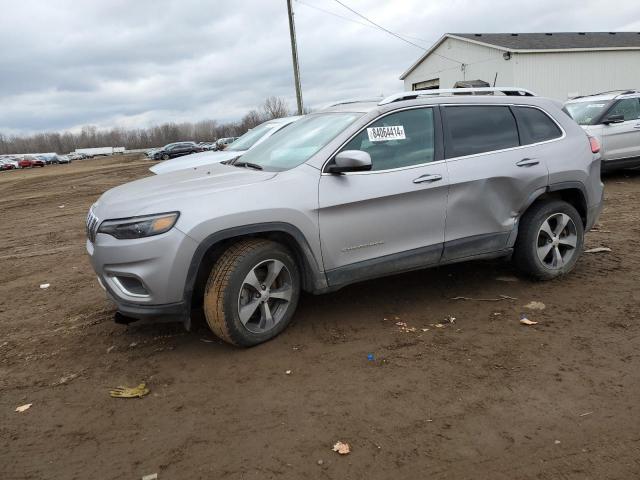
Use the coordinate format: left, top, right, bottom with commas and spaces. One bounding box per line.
564, 89, 640, 171
87, 87, 604, 347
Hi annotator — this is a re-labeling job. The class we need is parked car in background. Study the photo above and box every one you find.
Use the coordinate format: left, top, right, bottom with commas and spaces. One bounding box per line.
0, 159, 17, 170
58, 155, 72, 164
88, 88, 603, 346
215, 137, 238, 151
564, 89, 640, 171
151, 116, 300, 174
29, 156, 46, 167
68, 152, 87, 160
150, 142, 203, 161
18, 157, 34, 168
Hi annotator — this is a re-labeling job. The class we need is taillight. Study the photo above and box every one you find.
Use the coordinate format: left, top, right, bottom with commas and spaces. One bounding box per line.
588, 136, 600, 154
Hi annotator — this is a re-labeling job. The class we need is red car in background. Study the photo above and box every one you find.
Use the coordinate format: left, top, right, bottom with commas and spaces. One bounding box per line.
18, 158, 33, 168
18, 155, 46, 168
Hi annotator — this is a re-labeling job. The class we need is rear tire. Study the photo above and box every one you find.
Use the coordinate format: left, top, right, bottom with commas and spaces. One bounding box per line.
513, 200, 584, 280
203, 239, 301, 347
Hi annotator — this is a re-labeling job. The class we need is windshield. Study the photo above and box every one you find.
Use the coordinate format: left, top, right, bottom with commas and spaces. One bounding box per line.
236, 113, 362, 171
564, 101, 609, 125
227, 122, 281, 152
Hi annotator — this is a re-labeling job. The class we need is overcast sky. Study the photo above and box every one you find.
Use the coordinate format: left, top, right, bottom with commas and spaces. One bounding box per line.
1, 0, 639, 134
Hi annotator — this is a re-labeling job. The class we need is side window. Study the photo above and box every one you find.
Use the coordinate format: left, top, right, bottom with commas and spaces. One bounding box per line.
607, 98, 640, 121
444, 106, 519, 158
340, 108, 435, 171
514, 106, 563, 145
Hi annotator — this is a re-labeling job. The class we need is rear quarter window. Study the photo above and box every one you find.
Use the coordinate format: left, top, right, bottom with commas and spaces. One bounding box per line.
444, 106, 519, 158
514, 107, 563, 145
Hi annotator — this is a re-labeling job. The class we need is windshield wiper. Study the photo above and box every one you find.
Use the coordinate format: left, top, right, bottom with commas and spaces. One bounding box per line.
234, 161, 263, 170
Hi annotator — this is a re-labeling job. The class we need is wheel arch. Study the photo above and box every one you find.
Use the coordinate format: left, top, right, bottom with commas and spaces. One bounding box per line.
523, 182, 588, 226
183, 223, 327, 312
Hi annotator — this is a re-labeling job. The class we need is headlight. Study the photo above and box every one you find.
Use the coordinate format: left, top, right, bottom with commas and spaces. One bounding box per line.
98, 212, 179, 239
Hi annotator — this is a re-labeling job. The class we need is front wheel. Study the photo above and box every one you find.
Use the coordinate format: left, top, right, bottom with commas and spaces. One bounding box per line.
203, 239, 301, 347
161, 154, 170, 161
513, 200, 584, 280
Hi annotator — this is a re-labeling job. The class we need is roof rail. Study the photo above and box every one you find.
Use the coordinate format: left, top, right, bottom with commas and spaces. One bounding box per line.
325, 97, 384, 108
379, 87, 537, 105
615, 89, 639, 98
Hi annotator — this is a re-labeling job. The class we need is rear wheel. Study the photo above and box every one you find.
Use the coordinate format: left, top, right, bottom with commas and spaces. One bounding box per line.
161, 154, 170, 161
203, 239, 301, 347
513, 200, 584, 280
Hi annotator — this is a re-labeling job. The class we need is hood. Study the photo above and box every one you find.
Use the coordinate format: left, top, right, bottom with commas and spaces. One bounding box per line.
149, 149, 246, 175
93, 162, 276, 220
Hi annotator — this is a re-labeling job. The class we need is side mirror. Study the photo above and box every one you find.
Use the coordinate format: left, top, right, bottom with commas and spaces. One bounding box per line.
603, 114, 625, 125
328, 150, 372, 174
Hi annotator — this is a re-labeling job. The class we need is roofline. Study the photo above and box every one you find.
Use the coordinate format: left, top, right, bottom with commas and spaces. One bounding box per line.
400, 33, 640, 80
399, 33, 451, 80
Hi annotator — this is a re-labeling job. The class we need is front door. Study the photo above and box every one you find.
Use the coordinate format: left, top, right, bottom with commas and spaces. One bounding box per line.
601, 98, 640, 161
318, 107, 449, 286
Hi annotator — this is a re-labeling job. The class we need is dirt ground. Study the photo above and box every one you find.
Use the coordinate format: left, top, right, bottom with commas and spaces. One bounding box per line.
1, 155, 639, 480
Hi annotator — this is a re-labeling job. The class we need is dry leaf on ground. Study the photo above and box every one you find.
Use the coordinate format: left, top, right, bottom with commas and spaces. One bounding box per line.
520, 317, 538, 326
332, 441, 351, 455
15, 403, 32, 413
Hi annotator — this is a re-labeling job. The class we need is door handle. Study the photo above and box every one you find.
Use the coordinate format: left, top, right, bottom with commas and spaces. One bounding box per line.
516, 158, 540, 167
413, 174, 443, 184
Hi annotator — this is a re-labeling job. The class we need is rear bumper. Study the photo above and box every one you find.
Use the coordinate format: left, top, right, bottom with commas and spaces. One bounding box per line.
586, 193, 604, 231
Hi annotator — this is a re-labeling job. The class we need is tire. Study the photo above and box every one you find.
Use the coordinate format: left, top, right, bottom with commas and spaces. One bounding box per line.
161, 154, 170, 161
513, 200, 584, 280
203, 239, 301, 347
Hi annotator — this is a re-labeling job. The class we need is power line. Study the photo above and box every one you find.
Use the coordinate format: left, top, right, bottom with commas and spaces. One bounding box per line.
330, 0, 463, 65
295, 0, 434, 46
331, 0, 428, 50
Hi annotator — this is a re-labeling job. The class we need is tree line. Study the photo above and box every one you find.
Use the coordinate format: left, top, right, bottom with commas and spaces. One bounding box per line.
0, 96, 291, 155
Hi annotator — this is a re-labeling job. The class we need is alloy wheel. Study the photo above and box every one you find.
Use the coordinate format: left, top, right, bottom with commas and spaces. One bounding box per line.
237, 259, 294, 334
536, 213, 578, 269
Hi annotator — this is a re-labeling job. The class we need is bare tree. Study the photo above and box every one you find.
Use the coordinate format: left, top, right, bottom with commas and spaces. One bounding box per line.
262, 96, 290, 119
0, 97, 294, 155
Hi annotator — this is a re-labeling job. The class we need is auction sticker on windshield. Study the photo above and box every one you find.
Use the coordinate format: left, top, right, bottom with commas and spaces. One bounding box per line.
367, 126, 405, 142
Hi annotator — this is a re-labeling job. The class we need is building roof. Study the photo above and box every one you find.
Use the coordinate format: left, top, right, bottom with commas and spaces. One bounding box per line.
400, 32, 640, 80
452, 32, 640, 50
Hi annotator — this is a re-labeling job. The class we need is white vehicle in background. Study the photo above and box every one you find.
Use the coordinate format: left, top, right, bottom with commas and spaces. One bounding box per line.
75, 147, 123, 157
150, 116, 301, 175
564, 89, 640, 171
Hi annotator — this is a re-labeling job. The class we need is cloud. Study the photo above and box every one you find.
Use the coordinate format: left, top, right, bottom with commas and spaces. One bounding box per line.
1, 0, 638, 134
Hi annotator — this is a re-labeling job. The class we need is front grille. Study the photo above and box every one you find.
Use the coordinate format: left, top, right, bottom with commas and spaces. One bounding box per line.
86, 208, 99, 243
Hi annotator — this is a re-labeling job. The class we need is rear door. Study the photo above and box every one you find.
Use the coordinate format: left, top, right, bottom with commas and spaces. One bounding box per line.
318, 107, 449, 285
601, 97, 640, 161
442, 104, 556, 260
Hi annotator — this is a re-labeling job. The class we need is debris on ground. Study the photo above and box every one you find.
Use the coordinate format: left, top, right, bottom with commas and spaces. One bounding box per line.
421, 328, 429, 332
58, 205, 65, 209
554, 440, 561, 445
525, 301, 546, 310
317, 459, 324, 465
332, 441, 351, 455
434, 323, 445, 328
109, 383, 150, 399
452, 295, 517, 302
367, 353, 375, 361
129, 342, 138, 348
142, 474, 158, 480
395, 321, 416, 333
200, 338, 214, 343
519, 316, 538, 326
15, 403, 32, 413
579, 411, 593, 417
495, 276, 519, 282
585, 247, 612, 253
445, 316, 456, 324
285, 370, 292, 375
106, 346, 115, 353
39, 283, 50, 289
53, 373, 78, 386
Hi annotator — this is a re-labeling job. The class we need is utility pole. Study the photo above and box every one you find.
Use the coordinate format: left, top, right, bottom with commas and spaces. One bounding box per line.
286, 0, 304, 115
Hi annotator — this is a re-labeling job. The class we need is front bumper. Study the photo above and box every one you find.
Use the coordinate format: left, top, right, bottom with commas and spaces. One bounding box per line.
87, 226, 199, 321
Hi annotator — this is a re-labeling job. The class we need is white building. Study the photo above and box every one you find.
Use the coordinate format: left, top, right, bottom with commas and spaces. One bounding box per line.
400, 32, 640, 100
